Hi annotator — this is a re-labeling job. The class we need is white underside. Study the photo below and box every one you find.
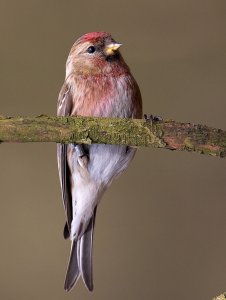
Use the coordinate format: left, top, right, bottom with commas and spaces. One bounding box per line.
67, 144, 136, 240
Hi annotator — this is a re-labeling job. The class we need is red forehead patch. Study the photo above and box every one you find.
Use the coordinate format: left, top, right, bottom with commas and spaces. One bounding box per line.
80, 32, 111, 43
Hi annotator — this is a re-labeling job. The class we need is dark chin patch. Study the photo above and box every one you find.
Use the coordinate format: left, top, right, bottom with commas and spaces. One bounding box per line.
106, 52, 120, 62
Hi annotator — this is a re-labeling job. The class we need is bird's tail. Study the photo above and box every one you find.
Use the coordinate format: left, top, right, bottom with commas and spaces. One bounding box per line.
64, 208, 97, 292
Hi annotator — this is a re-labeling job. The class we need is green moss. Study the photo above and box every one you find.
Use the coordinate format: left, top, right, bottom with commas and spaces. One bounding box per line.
184, 137, 194, 150
0, 115, 225, 159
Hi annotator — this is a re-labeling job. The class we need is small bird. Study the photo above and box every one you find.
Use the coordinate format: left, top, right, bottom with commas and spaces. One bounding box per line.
57, 32, 142, 292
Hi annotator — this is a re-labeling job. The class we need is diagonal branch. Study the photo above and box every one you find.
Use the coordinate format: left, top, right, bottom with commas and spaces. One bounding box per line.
0, 115, 225, 158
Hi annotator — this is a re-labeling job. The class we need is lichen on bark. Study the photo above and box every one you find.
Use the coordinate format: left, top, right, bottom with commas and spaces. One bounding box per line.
0, 115, 225, 158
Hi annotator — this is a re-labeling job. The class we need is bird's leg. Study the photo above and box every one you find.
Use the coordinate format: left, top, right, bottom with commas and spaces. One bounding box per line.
144, 114, 163, 125
74, 144, 89, 169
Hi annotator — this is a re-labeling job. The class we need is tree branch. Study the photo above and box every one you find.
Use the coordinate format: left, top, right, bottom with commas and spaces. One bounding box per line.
0, 115, 225, 158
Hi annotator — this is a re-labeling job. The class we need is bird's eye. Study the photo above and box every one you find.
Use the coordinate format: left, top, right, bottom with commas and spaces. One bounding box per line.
87, 46, 96, 54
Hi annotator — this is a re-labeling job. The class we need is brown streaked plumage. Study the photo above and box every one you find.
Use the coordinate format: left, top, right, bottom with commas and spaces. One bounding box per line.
57, 32, 142, 292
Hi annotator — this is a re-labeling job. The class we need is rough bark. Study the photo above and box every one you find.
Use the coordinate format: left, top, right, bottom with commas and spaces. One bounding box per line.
0, 115, 225, 158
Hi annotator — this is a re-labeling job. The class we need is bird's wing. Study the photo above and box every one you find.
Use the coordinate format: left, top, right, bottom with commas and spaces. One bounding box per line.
57, 82, 73, 237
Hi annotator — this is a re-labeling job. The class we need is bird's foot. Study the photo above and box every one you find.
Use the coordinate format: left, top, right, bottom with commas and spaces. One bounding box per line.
74, 145, 89, 169
144, 114, 163, 125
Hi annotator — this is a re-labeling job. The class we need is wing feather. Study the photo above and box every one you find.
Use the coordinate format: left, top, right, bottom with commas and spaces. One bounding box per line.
57, 83, 73, 237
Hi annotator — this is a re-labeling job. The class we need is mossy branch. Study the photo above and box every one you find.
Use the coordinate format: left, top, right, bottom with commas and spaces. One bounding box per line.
0, 115, 225, 158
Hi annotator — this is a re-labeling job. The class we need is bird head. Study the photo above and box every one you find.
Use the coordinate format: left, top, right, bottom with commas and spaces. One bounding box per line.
66, 32, 128, 77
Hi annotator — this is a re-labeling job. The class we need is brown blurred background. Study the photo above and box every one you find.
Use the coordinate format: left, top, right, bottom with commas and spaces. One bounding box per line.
0, 1, 226, 299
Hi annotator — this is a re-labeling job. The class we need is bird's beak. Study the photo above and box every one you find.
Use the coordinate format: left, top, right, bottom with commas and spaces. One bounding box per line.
105, 43, 122, 55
